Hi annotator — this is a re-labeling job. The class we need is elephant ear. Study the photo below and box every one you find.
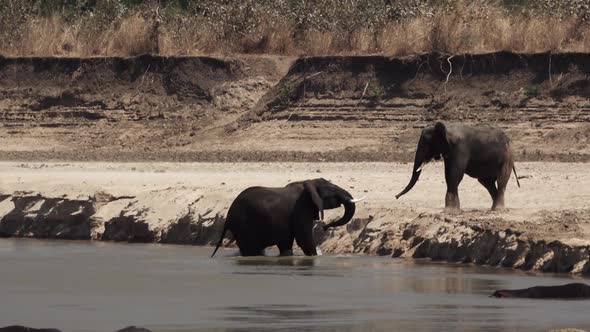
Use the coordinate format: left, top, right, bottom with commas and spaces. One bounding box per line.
304, 181, 324, 221
434, 121, 452, 152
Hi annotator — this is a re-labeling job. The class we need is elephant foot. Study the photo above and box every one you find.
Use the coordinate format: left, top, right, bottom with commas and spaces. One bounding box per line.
444, 206, 462, 214
301, 247, 318, 256
240, 252, 266, 257
491, 199, 506, 211
279, 249, 294, 256
444, 192, 460, 214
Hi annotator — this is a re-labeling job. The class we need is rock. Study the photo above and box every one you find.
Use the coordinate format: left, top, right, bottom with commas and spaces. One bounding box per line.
102, 216, 154, 242
0, 188, 231, 246
0, 194, 94, 239
318, 212, 590, 274
116, 327, 152, 332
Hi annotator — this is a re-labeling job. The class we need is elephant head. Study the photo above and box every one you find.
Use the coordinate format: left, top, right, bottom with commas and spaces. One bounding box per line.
294, 178, 365, 231
396, 121, 451, 199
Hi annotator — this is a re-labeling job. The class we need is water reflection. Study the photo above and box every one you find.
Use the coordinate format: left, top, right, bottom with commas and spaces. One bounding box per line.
383, 275, 506, 295
231, 257, 317, 267
221, 304, 355, 324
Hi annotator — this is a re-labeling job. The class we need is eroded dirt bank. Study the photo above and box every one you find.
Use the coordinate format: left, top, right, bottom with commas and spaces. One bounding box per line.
1, 52, 590, 162
1, 162, 588, 274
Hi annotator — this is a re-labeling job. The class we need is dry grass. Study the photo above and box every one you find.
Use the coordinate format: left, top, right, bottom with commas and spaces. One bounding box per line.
2, 3, 590, 57
110, 14, 157, 56
5, 14, 156, 57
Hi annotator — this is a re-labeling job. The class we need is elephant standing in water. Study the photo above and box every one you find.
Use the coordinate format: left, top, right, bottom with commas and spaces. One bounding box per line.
211, 178, 365, 257
396, 122, 520, 212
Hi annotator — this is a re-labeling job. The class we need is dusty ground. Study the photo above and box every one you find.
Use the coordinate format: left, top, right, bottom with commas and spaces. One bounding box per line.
1, 161, 589, 273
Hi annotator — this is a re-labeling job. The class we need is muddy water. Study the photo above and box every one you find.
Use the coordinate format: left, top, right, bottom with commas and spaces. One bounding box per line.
0, 240, 588, 332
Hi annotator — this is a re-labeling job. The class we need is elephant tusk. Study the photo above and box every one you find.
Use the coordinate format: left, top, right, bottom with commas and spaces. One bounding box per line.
416, 162, 426, 172
316, 246, 323, 256
349, 195, 367, 203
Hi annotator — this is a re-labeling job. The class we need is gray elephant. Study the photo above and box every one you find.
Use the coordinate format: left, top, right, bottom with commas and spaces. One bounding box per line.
396, 122, 520, 212
211, 178, 365, 257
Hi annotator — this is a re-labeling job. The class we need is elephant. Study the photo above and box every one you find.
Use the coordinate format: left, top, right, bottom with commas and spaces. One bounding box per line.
396, 122, 520, 212
491, 283, 590, 299
211, 178, 365, 257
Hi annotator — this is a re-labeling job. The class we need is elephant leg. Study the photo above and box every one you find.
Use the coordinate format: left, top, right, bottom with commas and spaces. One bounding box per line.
495, 166, 511, 210
239, 247, 266, 256
444, 160, 465, 213
278, 238, 295, 256
478, 178, 498, 209
294, 220, 317, 256
235, 233, 266, 256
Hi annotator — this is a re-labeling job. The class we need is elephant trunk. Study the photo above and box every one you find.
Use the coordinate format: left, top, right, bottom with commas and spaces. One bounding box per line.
395, 169, 421, 199
396, 144, 426, 199
322, 199, 355, 230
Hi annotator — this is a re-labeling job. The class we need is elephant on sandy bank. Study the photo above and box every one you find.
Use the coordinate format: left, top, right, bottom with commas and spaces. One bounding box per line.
396, 122, 520, 212
491, 283, 590, 299
211, 178, 365, 257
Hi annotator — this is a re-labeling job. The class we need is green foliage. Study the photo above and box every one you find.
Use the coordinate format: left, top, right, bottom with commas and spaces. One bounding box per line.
500, 0, 590, 20
274, 80, 300, 110
524, 85, 540, 98
534, 0, 590, 20
369, 84, 385, 100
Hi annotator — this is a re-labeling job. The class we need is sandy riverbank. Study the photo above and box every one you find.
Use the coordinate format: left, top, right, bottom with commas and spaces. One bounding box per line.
1, 161, 588, 274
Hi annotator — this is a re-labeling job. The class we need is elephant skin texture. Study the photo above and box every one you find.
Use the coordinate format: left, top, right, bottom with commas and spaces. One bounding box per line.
397, 121, 519, 212
491, 283, 590, 299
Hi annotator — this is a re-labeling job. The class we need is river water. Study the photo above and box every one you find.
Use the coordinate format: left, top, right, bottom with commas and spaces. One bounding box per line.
0, 239, 588, 332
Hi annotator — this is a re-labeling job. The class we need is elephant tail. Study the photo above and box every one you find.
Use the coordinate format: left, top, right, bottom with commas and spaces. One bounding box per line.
211, 223, 229, 258
512, 165, 521, 188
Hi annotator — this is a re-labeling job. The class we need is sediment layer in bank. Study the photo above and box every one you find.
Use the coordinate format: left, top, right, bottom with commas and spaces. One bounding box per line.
1, 52, 589, 162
